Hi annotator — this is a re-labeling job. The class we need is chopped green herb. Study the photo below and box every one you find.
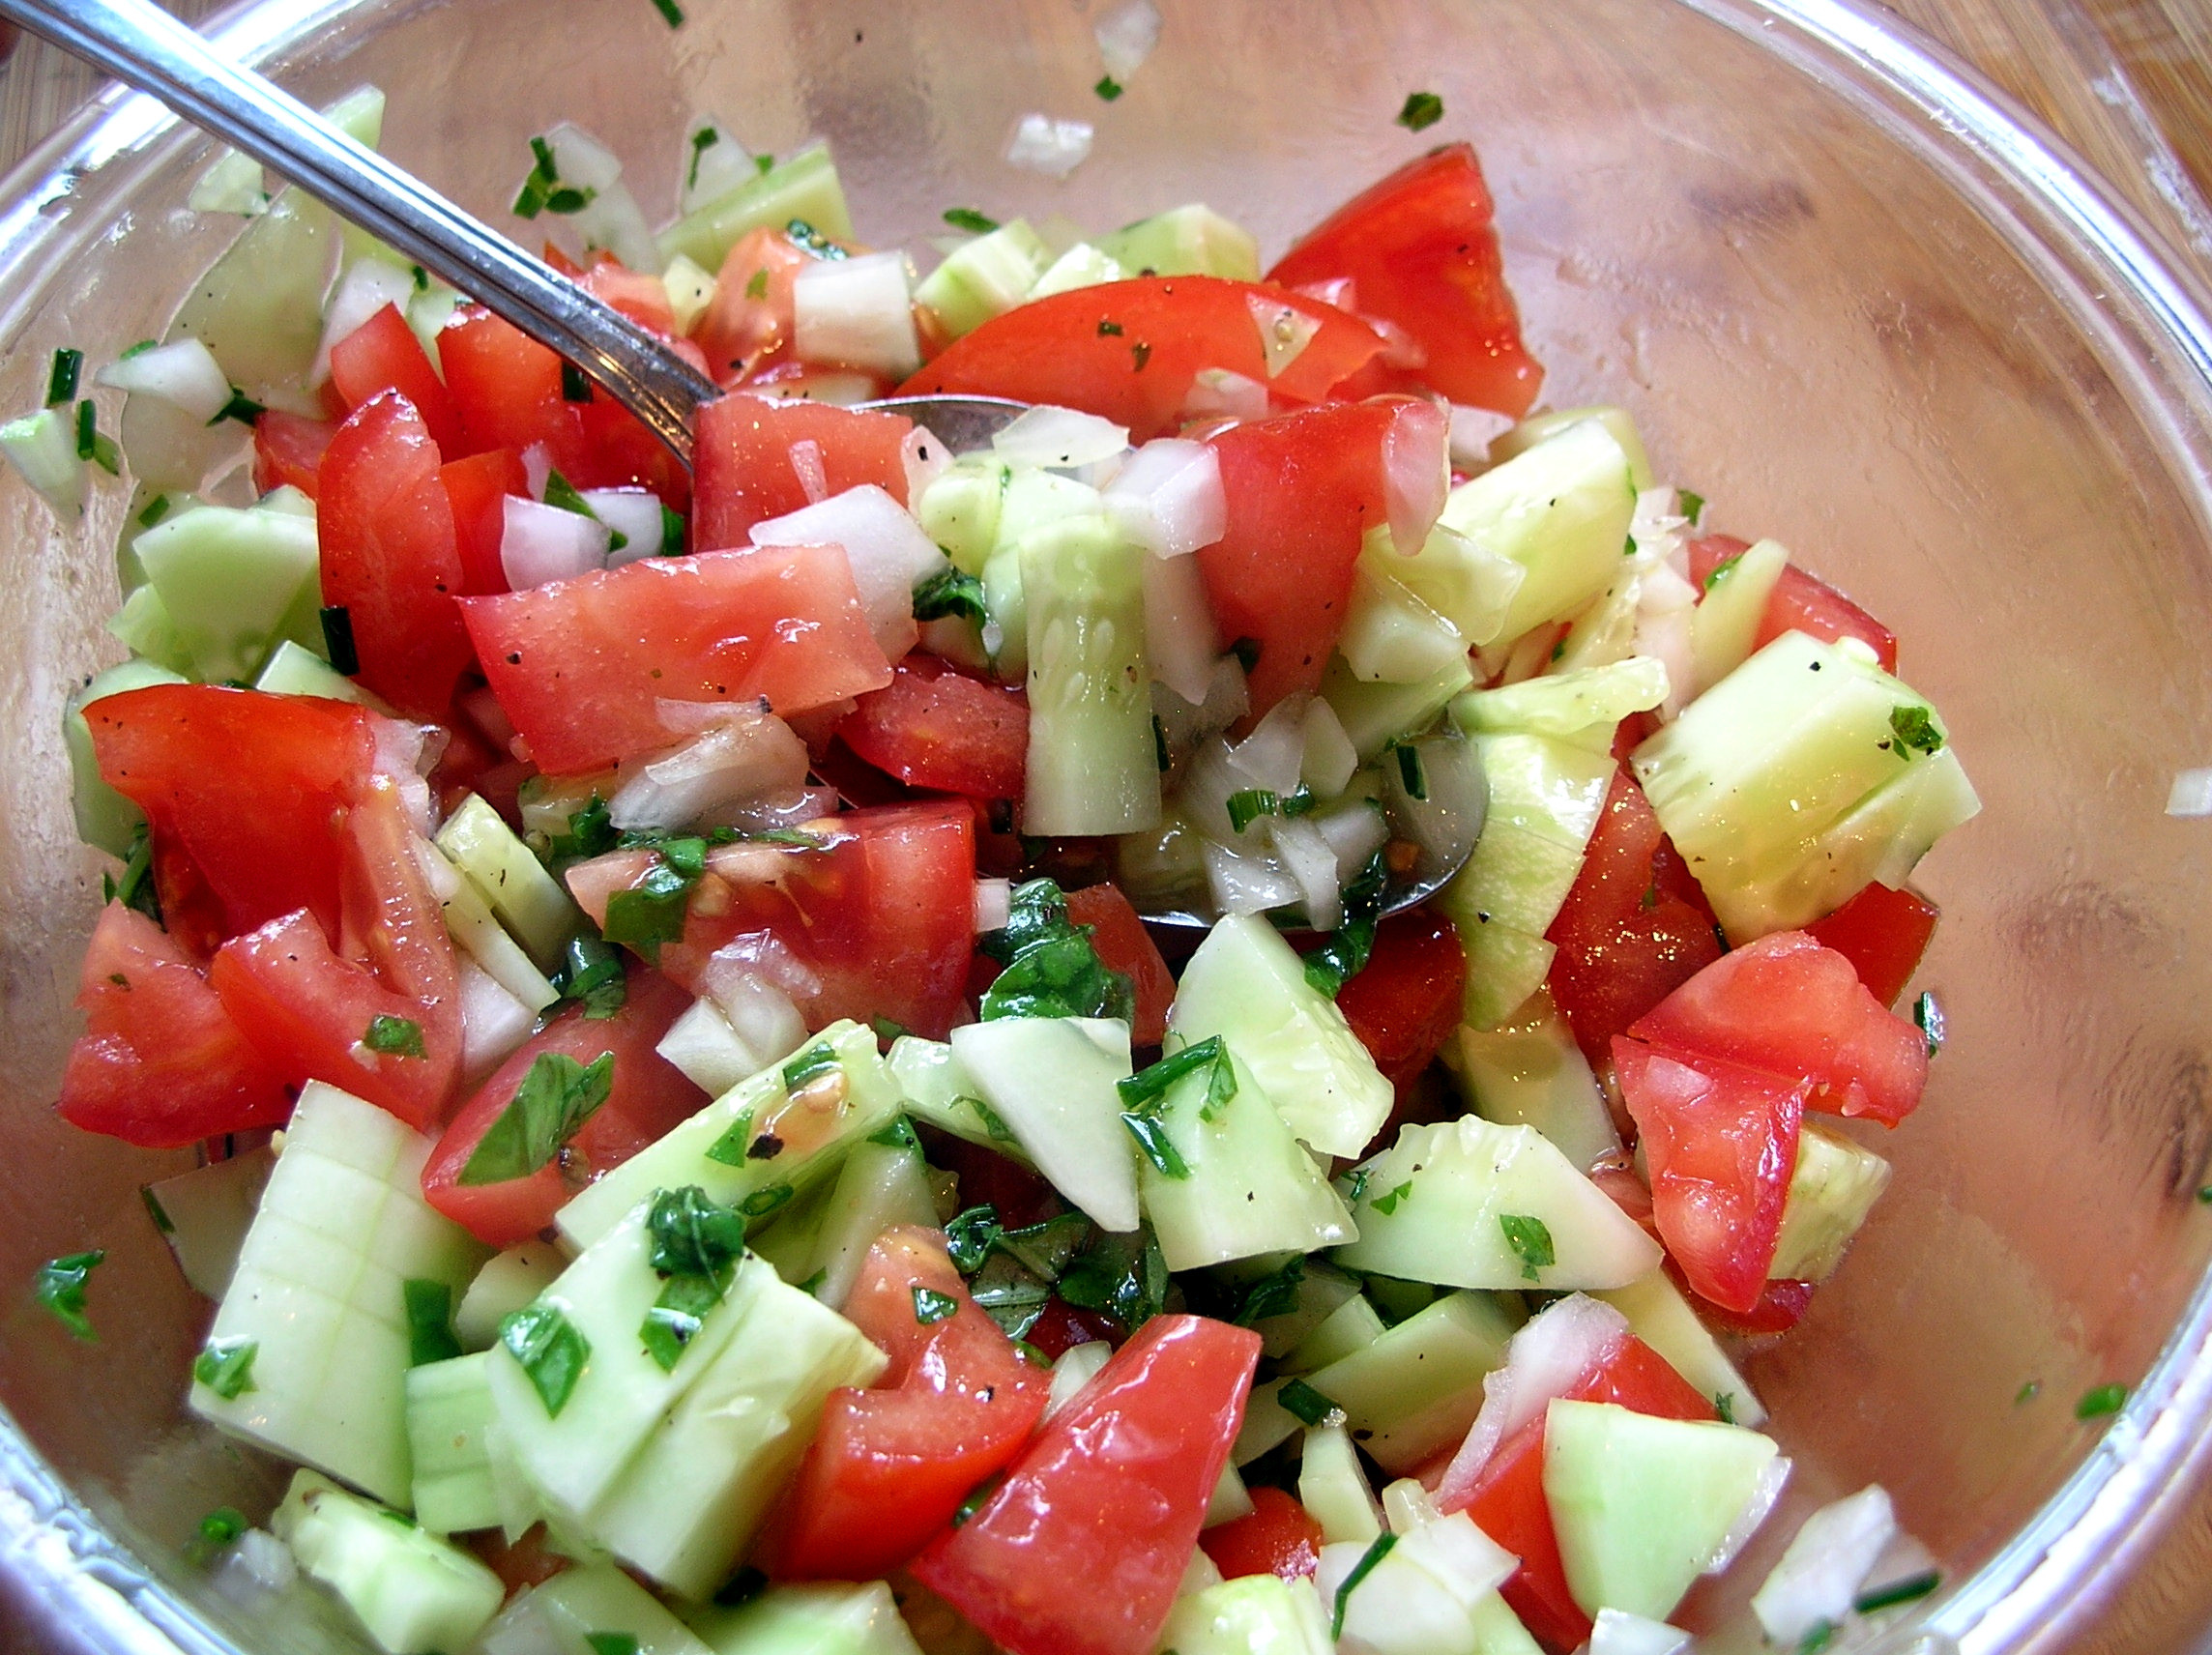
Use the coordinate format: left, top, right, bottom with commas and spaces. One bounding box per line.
141, 1187, 174, 1235
755, 154, 775, 175
704, 1112, 759, 1167
205, 388, 265, 428
740, 1182, 796, 1219
1279, 785, 1317, 818
1226, 788, 1279, 833
1889, 704, 1944, 757
1202, 1048, 1238, 1120
2016, 1379, 2041, 1405
561, 362, 593, 403
797, 1268, 829, 1297
1234, 1256, 1304, 1325
586, 1636, 641, 1655
978, 878, 1134, 1023
544, 185, 596, 215
1057, 1227, 1168, 1332
197, 1507, 247, 1547
601, 845, 706, 960
943, 207, 1000, 234
1343, 1168, 1372, 1207
363, 1014, 425, 1059
1854, 1570, 1941, 1613
46, 348, 82, 406
457, 1051, 614, 1184
1913, 991, 1945, 1060
641, 1270, 723, 1371
1122, 1112, 1191, 1179
868, 1117, 921, 1152
1094, 74, 1124, 101
1332, 1531, 1397, 1639
319, 605, 359, 675
1278, 1378, 1339, 1427
649, 0, 683, 24
686, 128, 717, 192
1119, 1036, 1226, 1112
194, 1336, 258, 1400
659, 504, 686, 554
104, 825, 161, 923
913, 565, 988, 624
1098, 320, 1124, 337
1371, 1180, 1414, 1217
744, 267, 770, 301
1393, 740, 1428, 801
782, 1043, 841, 1091
1715, 1392, 1737, 1425
1303, 851, 1387, 997
1499, 1213, 1555, 1282
786, 218, 849, 259
73, 398, 119, 473
33, 1250, 103, 1340
914, 1286, 961, 1325
403, 1278, 461, 1366
411, 265, 429, 292
547, 796, 617, 864
964, 1094, 1018, 1142
513, 138, 559, 218
713, 1566, 769, 1608
951, 1480, 996, 1527
2077, 1382, 2128, 1419
871, 1016, 911, 1044
946, 1205, 1003, 1275
500, 1304, 589, 1416
647, 1185, 749, 1280
120, 338, 158, 360
1797, 1620, 1837, 1655
2199, 1186, 2212, 1205
1703, 553, 1744, 592
552, 926, 627, 1018
136, 492, 173, 529
1679, 488, 1705, 525
1396, 91, 1444, 131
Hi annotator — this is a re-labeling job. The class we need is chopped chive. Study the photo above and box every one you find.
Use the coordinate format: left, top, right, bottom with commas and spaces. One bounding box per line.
782, 1043, 840, 1091
869, 1015, 910, 1044
1226, 789, 1279, 833
650, 0, 684, 25
1499, 1213, 1555, 1282
951, 1479, 997, 1527
403, 1278, 461, 1366
1278, 1378, 1339, 1427
33, 1251, 104, 1340
193, 1336, 258, 1400
136, 493, 172, 529
499, 1304, 589, 1416
1715, 1391, 1737, 1424
1913, 991, 1944, 1060
2077, 1381, 2128, 1419
46, 348, 82, 406
1279, 785, 1317, 818
659, 504, 686, 554
1094, 74, 1124, 101
197, 1507, 247, 1547
685, 129, 716, 192
1854, 1570, 1941, 1613
1396, 91, 1444, 131
119, 338, 158, 360
755, 153, 775, 175
1679, 487, 1705, 525
1703, 553, 1744, 592
1797, 1621, 1837, 1655
141, 1187, 174, 1235
531, 135, 558, 176
1118, 1036, 1225, 1111
1331, 1531, 1397, 1639
561, 363, 593, 403
913, 1286, 960, 1325
411, 265, 429, 292
363, 1014, 424, 1059
1122, 1112, 1191, 1179
320, 605, 359, 675
2016, 1379, 2041, 1405
207, 388, 265, 427
739, 1182, 795, 1218
544, 186, 596, 215
73, 397, 97, 459
943, 207, 1000, 234
1234, 1255, 1303, 1325
1394, 740, 1428, 800
1097, 319, 1124, 337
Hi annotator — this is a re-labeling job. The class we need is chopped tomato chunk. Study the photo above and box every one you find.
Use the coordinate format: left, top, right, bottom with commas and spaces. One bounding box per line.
691, 396, 914, 551
1198, 1487, 1324, 1582
1688, 534, 1899, 673
1065, 884, 1174, 1048
1804, 882, 1938, 1008
1335, 906, 1467, 1117
440, 448, 529, 597
839, 657, 1029, 800
696, 227, 811, 386
327, 302, 466, 458
251, 410, 336, 499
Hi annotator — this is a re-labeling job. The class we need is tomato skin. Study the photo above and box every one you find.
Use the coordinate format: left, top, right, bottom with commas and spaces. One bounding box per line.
696, 227, 811, 386
1201, 399, 1414, 715
899, 276, 1385, 443
1687, 535, 1900, 674
1198, 1487, 1324, 1582
1546, 769, 1724, 1067
1335, 906, 1467, 1112
318, 391, 477, 720
1613, 1035, 1807, 1314
772, 1229, 1050, 1582
1064, 884, 1174, 1048
87, 685, 377, 949
439, 305, 589, 474
1022, 1298, 1124, 1359
1267, 143, 1542, 417
839, 657, 1029, 799
910, 1314, 1262, 1655
328, 303, 466, 458
440, 448, 529, 597
1804, 882, 1938, 1008
252, 410, 337, 499
56, 903, 295, 1147
421, 969, 706, 1246
1680, 1270, 1815, 1335
580, 257, 678, 336
459, 542, 892, 775
692, 396, 913, 551
1629, 930, 1930, 1124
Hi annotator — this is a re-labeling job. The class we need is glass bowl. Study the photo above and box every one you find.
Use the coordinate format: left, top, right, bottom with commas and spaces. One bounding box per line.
5, 0, 2212, 1651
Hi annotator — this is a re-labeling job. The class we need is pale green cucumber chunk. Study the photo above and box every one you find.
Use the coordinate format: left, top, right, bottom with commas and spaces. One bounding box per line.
915, 219, 1051, 337
107, 583, 193, 675
173, 189, 333, 405
1769, 1119, 1891, 1283
1156, 1573, 1333, 1655
658, 146, 854, 272
1490, 407, 1655, 493
1167, 915, 1393, 1161
688, 1581, 924, 1655
794, 1133, 941, 1305
255, 639, 370, 703
435, 794, 581, 971
1020, 512, 1160, 836
1097, 203, 1261, 280
558, 1020, 898, 1251
1339, 554, 1475, 683
887, 1035, 1034, 1165
1360, 519, 1528, 649
1452, 919, 1559, 1033
144, 1144, 274, 1302
1138, 1048, 1356, 1271
1, 406, 85, 518
744, 1174, 835, 1288
1321, 1535, 1485, 1655
424, 838, 561, 1014
982, 467, 1103, 680
455, 1242, 565, 1351
915, 455, 1009, 575
66, 657, 187, 855
949, 1016, 1138, 1231
481, 1562, 714, 1655
1542, 1399, 1781, 1621
1438, 419, 1637, 646
657, 998, 785, 1102
582, 1257, 886, 1598
1593, 1272, 1764, 1429
1221, 1253, 1363, 1360
1688, 538, 1789, 696
1030, 241, 1126, 298
1233, 1376, 1302, 1466
192, 1083, 487, 1507
407, 1352, 499, 1536
1283, 1291, 1385, 1374
272, 1468, 505, 1655
1451, 656, 1669, 742
1298, 1291, 1518, 1474
1333, 1117, 1660, 1292
1445, 991, 1622, 1173
1299, 1422, 1383, 1544
134, 503, 320, 683
1469, 1593, 1546, 1655
1208, 1459, 1256, 1526
1321, 653, 1475, 761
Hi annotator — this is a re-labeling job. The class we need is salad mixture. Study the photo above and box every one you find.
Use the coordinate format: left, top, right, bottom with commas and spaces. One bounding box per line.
24, 39, 1979, 1655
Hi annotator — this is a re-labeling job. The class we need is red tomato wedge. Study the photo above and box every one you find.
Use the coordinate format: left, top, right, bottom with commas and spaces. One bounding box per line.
1804, 882, 1938, 1008
252, 410, 336, 499
1268, 143, 1542, 417
86, 685, 377, 950
1688, 535, 1900, 675
1202, 399, 1425, 715
328, 303, 466, 458
1613, 1036, 1808, 1314
1065, 884, 1174, 1048
1334, 906, 1468, 1114
440, 448, 528, 597
838, 656, 1029, 799
771, 1228, 1050, 1581
1198, 1486, 1324, 1582
898, 276, 1385, 444
910, 1314, 1261, 1655
1628, 930, 1931, 1124
421, 969, 706, 1246
696, 227, 811, 386
690, 396, 914, 551
56, 903, 295, 1147
1680, 1270, 1817, 1336
439, 306, 588, 473
565, 802, 978, 1040
318, 391, 476, 720
1546, 769, 1724, 1067
579, 256, 679, 336
458, 543, 892, 775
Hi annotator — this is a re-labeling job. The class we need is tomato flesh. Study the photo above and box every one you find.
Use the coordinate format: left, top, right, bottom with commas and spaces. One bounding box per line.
328, 303, 466, 458
691, 396, 914, 552
909, 1314, 1261, 1655
1804, 882, 1938, 1008
252, 410, 336, 499
1334, 906, 1467, 1117
696, 227, 811, 386
1064, 884, 1174, 1048
1198, 1487, 1324, 1582
1687, 534, 1899, 674
839, 657, 1029, 800
440, 448, 529, 597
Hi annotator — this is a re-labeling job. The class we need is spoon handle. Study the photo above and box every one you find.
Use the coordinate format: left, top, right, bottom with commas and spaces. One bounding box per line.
0, 0, 719, 463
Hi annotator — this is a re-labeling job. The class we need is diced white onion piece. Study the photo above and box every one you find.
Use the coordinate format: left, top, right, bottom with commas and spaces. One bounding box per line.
96, 337, 234, 424
1103, 438, 1226, 558
1177, 736, 1248, 842
584, 487, 670, 566
457, 958, 538, 1081
699, 924, 824, 1002
662, 253, 717, 337
1447, 404, 1516, 470
788, 438, 830, 506
696, 935, 813, 1066
1272, 816, 1344, 931
501, 495, 610, 590
1142, 551, 1220, 707
656, 997, 771, 1098
1314, 799, 1389, 886
1369, 316, 1429, 371
751, 483, 945, 660
519, 442, 553, 501
1045, 1340, 1113, 1421
311, 256, 418, 386
1628, 485, 1690, 565
680, 114, 761, 218
1291, 276, 1357, 311
1182, 368, 1269, 422
1004, 113, 1094, 179
0, 408, 86, 519
1247, 293, 1322, 380
542, 122, 660, 274
1383, 399, 1449, 557
1394, 1511, 1518, 1615
1385, 734, 1489, 885
1299, 700, 1359, 798
903, 423, 954, 504
1227, 695, 1309, 795
993, 405, 1131, 471
1438, 1295, 1631, 1510
608, 709, 811, 831
1750, 1485, 1898, 1645
793, 250, 922, 381
721, 785, 840, 832
212, 1527, 297, 1608
1204, 838, 1301, 916
1590, 1610, 1693, 1655
1633, 562, 1700, 721
2168, 768, 2212, 818
973, 878, 1013, 934
368, 714, 440, 835
1706, 1455, 1792, 1576
1093, 0, 1163, 80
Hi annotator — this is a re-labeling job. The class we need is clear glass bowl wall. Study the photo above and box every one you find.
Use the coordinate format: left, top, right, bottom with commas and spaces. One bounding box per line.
5, 0, 2212, 1651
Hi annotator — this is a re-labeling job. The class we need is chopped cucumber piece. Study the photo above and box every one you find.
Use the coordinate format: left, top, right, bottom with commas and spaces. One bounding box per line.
1542, 1399, 1782, 1622
1319, 1530, 1491, 1655
422, 838, 560, 1015
1156, 1574, 1333, 1655
435, 794, 581, 971
1021, 513, 1160, 836
272, 1468, 504, 1655
1593, 1271, 1764, 1430
1333, 1117, 1661, 1293
1359, 520, 1528, 650
657, 997, 779, 1101
1450, 656, 1670, 746
1136, 1046, 1355, 1270
1167, 915, 1393, 1161
1769, 1119, 1891, 1283
1207, 1460, 1256, 1527
455, 1242, 565, 1352
1224, 1254, 1363, 1359
1491, 407, 1656, 493
0, 406, 86, 518
887, 1035, 1035, 1165
144, 1146, 274, 1302
558, 1020, 898, 1252
916, 219, 1051, 337
687, 1581, 924, 1655
1298, 1291, 1518, 1474
1339, 554, 1475, 683
66, 658, 187, 855
255, 638, 375, 704
1300, 1422, 1383, 1544
481, 1563, 714, 1655
785, 1134, 940, 1307
106, 583, 194, 676
1029, 241, 1126, 298
192, 1082, 488, 1506
1283, 1292, 1385, 1375
1469, 1593, 1547, 1655
133, 503, 320, 683
174, 189, 333, 409
1445, 989, 1623, 1173
915, 455, 1009, 576
1097, 204, 1261, 280
982, 467, 1105, 679
1321, 653, 1474, 762
658, 146, 855, 274
1689, 537, 1789, 696
949, 1016, 1138, 1231
406, 1352, 499, 1536
662, 252, 718, 337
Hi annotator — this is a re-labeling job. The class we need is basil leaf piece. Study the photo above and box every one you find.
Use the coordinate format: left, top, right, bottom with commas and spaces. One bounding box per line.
458, 1051, 614, 1185
1234, 1256, 1303, 1326
1499, 1213, 1555, 1282
945, 1205, 1003, 1275
942, 207, 1001, 234
1057, 1227, 1168, 1332
913, 566, 987, 624
913, 1286, 960, 1325
980, 929, 1134, 1024
194, 1336, 258, 1400
363, 1014, 424, 1059
500, 1304, 590, 1416
646, 1185, 748, 1280
1302, 850, 1388, 997
404, 1278, 462, 1366
601, 849, 704, 960
33, 1250, 104, 1340
1118, 1036, 1223, 1112
1122, 1113, 1191, 1179
1278, 1378, 1340, 1427
641, 1271, 724, 1372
